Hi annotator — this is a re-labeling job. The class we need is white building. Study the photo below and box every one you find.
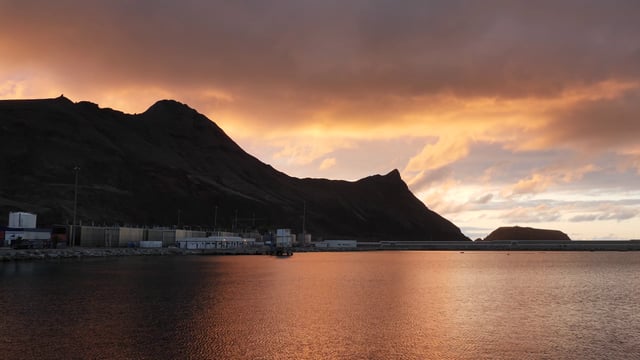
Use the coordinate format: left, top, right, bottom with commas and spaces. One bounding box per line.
3, 212, 45, 246
4, 229, 51, 246
276, 228, 294, 247
8, 212, 37, 228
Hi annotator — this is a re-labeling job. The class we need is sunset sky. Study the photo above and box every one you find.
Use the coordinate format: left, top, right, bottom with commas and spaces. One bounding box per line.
1, 0, 639, 240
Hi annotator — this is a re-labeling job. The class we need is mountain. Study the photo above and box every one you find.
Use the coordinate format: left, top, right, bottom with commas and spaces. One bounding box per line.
483, 226, 571, 241
0, 96, 469, 241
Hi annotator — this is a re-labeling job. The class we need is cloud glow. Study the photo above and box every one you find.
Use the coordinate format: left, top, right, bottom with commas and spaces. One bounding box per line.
1, 0, 639, 239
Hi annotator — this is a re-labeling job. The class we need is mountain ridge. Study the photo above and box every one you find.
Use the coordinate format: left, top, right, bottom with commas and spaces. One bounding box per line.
0, 96, 469, 241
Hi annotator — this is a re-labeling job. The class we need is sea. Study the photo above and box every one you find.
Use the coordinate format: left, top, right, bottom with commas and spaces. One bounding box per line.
1, 251, 639, 359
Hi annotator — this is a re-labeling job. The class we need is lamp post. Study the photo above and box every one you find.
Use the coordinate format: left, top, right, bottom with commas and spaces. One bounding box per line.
72, 166, 80, 247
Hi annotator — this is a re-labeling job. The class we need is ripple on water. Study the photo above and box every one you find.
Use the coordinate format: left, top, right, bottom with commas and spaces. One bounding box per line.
1, 252, 639, 359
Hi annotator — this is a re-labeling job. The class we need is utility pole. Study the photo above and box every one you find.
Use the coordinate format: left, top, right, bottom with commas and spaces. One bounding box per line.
72, 166, 80, 247
214, 205, 218, 230
302, 200, 306, 243
234, 209, 238, 231
178, 209, 182, 229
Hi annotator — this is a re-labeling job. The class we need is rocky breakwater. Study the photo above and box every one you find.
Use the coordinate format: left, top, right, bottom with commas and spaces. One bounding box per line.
0, 247, 195, 262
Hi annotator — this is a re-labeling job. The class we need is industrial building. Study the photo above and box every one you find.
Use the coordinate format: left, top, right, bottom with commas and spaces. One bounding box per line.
73, 226, 208, 248
1, 211, 300, 250
76, 226, 146, 247
176, 235, 256, 250
146, 228, 207, 247
1, 212, 51, 247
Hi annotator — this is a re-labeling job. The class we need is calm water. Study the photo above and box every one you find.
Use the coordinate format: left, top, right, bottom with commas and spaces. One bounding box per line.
1, 251, 639, 359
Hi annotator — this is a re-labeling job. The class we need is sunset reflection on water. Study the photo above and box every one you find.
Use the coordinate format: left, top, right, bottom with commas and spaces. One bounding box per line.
2, 252, 639, 359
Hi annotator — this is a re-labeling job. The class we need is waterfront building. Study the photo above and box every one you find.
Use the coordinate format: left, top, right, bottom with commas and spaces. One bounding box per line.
176, 235, 256, 250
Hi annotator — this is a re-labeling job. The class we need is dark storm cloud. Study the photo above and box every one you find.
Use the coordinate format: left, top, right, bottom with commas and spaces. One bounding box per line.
3, 0, 640, 239
2, 0, 639, 99
542, 88, 640, 149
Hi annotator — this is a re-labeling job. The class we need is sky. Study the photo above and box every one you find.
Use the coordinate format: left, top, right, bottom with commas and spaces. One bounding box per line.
1, 0, 639, 240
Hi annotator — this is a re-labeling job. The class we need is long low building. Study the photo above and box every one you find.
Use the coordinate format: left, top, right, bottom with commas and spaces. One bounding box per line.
1, 227, 52, 247
71, 226, 208, 248
314, 240, 357, 248
176, 236, 256, 250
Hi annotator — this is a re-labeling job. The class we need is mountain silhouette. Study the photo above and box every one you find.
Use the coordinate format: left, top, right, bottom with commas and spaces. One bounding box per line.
484, 226, 570, 241
0, 96, 469, 241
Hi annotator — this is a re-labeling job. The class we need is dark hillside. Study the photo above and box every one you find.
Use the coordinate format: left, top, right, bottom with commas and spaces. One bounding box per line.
0, 96, 469, 241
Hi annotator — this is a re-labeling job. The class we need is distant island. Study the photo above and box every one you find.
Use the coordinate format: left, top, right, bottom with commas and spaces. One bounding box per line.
483, 226, 571, 241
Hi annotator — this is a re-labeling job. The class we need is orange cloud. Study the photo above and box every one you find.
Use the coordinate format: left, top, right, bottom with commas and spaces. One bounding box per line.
319, 158, 337, 170
504, 163, 599, 197
403, 136, 470, 188
2, 0, 640, 239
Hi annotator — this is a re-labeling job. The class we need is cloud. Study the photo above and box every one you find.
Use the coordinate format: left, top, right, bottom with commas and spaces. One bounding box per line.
2, 0, 640, 239
569, 206, 639, 222
502, 205, 562, 223
509, 173, 554, 196
319, 158, 337, 171
471, 193, 494, 204
2, 1, 639, 123
530, 86, 640, 151
503, 163, 599, 197
406, 167, 454, 192
569, 214, 599, 222
270, 137, 354, 166
405, 137, 470, 172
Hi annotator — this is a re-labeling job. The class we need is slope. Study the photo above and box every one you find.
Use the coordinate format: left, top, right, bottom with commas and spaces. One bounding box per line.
0, 96, 469, 241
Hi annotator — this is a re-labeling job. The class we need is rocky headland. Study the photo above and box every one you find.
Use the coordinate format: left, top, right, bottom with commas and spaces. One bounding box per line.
483, 226, 571, 241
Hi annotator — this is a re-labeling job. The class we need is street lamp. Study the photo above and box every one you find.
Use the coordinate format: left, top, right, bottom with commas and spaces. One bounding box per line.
72, 166, 80, 247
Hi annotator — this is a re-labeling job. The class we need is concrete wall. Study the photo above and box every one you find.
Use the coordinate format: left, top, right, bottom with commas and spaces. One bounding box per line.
147, 229, 206, 247
78, 226, 145, 247
79, 226, 108, 247
118, 227, 144, 247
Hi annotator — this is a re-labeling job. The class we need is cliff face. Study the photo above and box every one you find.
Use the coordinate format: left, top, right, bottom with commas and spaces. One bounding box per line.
0, 96, 469, 241
484, 226, 571, 241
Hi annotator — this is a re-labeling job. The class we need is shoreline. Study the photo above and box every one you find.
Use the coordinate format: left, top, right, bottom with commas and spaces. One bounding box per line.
0, 247, 199, 262
2, 242, 640, 262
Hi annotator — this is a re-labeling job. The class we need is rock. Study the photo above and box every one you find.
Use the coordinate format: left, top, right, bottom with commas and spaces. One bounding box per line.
484, 226, 571, 241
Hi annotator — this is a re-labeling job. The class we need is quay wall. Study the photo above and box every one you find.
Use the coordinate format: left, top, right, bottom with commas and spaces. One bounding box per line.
0, 247, 196, 262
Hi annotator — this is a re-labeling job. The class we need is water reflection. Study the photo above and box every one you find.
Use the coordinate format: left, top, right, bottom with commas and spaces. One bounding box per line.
2, 252, 640, 359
